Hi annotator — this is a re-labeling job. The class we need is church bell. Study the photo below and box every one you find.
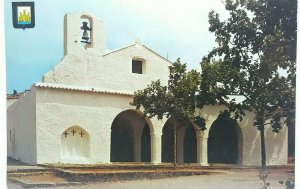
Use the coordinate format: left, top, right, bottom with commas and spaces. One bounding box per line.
80, 21, 91, 44
82, 30, 89, 41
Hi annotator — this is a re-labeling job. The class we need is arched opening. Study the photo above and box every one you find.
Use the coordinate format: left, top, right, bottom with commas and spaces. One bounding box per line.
184, 124, 197, 163
110, 110, 152, 162
111, 117, 134, 162
162, 118, 197, 163
141, 123, 151, 162
208, 115, 241, 164
80, 15, 93, 47
162, 119, 174, 162
61, 126, 90, 163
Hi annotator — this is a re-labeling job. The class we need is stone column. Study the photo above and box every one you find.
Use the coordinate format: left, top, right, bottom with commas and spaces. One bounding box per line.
151, 130, 162, 164
196, 130, 202, 164
149, 117, 167, 164
200, 129, 209, 166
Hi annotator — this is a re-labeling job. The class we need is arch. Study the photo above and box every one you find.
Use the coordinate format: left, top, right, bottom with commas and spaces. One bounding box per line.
207, 115, 242, 164
161, 117, 197, 163
61, 126, 90, 163
110, 116, 134, 162
184, 123, 197, 163
236, 124, 243, 164
161, 118, 174, 162
110, 109, 153, 162
141, 123, 151, 162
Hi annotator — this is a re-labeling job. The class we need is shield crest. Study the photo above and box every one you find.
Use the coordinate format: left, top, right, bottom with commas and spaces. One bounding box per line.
12, 2, 35, 29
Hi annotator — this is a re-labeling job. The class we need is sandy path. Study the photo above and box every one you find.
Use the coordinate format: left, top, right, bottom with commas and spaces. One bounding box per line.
8, 169, 294, 189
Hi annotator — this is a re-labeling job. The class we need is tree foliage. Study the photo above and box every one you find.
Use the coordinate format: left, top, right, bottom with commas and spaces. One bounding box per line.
130, 58, 206, 130
202, 0, 296, 167
130, 0, 296, 168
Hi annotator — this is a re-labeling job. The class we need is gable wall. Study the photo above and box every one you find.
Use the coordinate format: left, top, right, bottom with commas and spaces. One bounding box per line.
42, 12, 172, 92
43, 43, 171, 92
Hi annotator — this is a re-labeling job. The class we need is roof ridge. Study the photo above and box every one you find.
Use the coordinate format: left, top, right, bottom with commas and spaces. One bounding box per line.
104, 42, 173, 64
104, 43, 136, 56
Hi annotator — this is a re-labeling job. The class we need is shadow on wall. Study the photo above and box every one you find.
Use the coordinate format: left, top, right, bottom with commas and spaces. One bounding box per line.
265, 125, 287, 165
240, 122, 287, 166
7, 157, 31, 166
241, 126, 261, 166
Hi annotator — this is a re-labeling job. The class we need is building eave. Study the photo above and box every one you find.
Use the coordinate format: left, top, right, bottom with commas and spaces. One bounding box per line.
35, 82, 134, 96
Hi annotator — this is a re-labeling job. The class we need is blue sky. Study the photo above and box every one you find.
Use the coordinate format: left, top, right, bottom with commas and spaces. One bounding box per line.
4, 0, 227, 94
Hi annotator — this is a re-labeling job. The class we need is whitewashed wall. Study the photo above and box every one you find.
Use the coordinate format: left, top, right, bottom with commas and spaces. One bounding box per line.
42, 12, 172, 92
7, 98, 19, 108
34, 86, 288, 165
7, 85, 287, 165
7, 87, 37, 165
35, 86, 136, 164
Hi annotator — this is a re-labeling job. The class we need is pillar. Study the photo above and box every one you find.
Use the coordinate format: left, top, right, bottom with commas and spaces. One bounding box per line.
151, 131, 162, 164
196, 130, 202, 164
200, 131, 209, 166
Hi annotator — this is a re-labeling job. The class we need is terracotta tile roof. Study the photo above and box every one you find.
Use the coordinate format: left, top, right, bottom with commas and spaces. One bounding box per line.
35, 82, 134, 96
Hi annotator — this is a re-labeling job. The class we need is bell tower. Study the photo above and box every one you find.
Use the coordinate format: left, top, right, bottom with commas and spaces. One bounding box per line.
63, 12, 106, 56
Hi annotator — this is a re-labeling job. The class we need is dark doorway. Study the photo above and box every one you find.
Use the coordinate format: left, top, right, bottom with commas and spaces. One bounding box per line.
184, 125, 197, 163
208, 116, 238, 164
162, 120, 174, 162
110, 117, 134, 162
110, 110, 152, 163
141, 123, 151, 162
162, 118, 197, 163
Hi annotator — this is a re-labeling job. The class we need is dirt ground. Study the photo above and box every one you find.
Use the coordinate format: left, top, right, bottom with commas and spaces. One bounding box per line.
7, 168, 294, 189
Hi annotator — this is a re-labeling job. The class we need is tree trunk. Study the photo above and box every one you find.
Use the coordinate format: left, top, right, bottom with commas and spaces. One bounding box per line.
260, 123, 266, 169
173, 125, 177, 170
258, 108, 266, 169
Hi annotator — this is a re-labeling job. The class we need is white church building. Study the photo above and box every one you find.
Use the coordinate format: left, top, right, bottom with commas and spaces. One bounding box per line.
7, 12, 288, 166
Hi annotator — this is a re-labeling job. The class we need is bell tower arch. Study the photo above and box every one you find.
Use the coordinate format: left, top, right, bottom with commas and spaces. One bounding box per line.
63, 12, 106, 56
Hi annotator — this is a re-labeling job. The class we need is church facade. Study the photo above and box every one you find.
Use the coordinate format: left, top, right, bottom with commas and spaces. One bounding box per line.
7, 12, 288, 166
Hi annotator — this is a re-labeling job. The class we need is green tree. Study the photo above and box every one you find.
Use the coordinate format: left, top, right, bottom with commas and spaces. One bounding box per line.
130, 58, 206, 169
202, 0, 296, 168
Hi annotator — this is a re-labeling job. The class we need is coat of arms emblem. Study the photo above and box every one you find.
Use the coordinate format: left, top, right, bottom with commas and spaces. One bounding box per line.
12, 2, 35, 29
